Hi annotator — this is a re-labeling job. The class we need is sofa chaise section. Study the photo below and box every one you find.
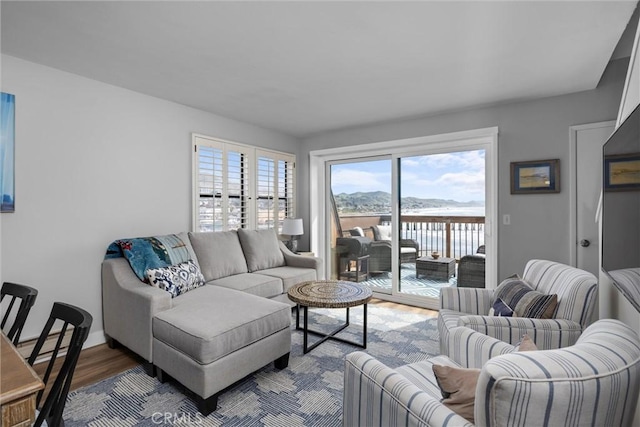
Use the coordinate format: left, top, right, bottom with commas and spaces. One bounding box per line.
152, 285, 291, 414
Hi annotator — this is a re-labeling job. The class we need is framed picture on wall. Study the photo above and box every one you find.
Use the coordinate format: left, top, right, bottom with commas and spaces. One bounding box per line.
510, 159, 560, 194
604, 153, 640, 191
1, 92, 15, 212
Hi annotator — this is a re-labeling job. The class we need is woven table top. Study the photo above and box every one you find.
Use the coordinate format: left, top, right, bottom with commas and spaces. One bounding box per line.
287, 280, 373, 309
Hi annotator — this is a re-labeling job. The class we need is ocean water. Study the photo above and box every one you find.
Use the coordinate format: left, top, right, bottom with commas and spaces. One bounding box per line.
402, 206, 485, 217
399, 206, 486, 257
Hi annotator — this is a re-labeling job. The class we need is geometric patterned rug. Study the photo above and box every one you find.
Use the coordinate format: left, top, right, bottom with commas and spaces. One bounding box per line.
63, 305, 439, 426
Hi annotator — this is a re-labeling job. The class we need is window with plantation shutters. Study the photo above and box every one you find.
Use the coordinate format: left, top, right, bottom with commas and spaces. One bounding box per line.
256, 150, 296, 231
192, 134, 295, 232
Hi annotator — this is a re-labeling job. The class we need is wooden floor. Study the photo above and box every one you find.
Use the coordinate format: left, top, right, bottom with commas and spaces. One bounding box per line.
34, 299, 437, 392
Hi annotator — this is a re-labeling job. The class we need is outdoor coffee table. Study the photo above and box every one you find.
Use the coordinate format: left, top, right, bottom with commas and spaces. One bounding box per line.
287, 280, 373, 354
416, 256, 456, 281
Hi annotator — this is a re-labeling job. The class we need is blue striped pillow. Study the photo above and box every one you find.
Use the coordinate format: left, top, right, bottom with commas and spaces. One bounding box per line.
493, 277, 558, 319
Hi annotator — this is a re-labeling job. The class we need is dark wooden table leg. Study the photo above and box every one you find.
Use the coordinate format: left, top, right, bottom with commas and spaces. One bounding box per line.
303, 305, 309, 354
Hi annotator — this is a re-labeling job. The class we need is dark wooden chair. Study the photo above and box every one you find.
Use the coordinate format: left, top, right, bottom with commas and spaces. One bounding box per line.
28, 302, 93, 427
1, 281, 38, 345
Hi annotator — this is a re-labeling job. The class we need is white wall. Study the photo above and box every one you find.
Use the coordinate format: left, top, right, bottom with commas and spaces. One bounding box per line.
300, 58, 629, 281
0, 55, 300, 345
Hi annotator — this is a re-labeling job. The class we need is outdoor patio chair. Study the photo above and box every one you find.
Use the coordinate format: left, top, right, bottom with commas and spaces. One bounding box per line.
457, 245, 485, 288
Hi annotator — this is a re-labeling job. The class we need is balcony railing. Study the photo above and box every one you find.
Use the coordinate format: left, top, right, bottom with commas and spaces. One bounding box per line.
338, 214, 485, 260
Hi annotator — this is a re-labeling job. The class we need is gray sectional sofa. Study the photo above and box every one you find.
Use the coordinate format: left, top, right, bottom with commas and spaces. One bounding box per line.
102, 228, 323, 414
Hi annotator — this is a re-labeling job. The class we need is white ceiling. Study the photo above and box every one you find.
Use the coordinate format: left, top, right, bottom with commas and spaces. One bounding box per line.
1, 1, 638, 138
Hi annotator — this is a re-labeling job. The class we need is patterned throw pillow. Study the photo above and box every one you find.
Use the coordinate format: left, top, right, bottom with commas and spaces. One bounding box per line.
488, 298, 514, 317
146, 260, 205, 298
493, 277, 558, 319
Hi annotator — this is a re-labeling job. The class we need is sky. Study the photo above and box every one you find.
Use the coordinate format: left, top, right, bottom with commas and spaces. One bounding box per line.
330, 149, 485, 203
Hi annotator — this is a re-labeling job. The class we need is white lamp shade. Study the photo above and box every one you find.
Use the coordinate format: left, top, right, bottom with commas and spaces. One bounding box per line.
282, 218, 303, 236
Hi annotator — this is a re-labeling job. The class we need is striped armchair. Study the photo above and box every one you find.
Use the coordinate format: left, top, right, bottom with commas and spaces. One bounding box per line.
343, 319, 640, 427
438, 259, 597, 355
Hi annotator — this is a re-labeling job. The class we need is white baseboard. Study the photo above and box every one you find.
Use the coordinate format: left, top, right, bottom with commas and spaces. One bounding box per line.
83, 329, 107, 349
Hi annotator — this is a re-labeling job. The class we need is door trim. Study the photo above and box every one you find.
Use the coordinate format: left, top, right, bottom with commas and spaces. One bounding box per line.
568, 121, 615, 268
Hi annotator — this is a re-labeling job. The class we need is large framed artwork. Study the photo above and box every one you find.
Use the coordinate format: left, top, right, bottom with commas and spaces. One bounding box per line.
510, 159, 560, 194
1, 92, 15, 212
604, 153, 640, 191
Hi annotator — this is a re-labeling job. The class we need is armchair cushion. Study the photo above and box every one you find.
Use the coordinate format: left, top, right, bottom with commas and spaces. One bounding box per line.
349, 227, 365, 237
372, 224, 392, 241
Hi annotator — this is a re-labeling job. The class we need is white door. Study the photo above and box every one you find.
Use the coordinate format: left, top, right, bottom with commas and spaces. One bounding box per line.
571, 122, 615, 277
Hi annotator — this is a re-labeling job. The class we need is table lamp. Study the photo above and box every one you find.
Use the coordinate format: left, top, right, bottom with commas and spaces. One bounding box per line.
282, 218, 303, 253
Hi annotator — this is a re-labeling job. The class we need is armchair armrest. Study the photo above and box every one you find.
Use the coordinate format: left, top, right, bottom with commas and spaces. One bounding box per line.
344, 352, 472, 427
457, 315, 583, 350
439, 287, 492, 314
102, 258, 172, 362
279, 241, 324, 279
400, 238, 419, 251
446, 326, 515, 369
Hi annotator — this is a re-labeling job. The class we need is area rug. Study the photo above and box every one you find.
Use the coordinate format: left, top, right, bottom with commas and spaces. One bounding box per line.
64, 305, 439, 426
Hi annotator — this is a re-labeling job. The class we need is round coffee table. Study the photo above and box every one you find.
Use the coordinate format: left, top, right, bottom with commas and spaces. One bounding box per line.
288, 280, 373, 354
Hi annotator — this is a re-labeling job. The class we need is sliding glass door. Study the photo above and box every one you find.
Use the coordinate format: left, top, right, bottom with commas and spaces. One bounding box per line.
327, 150, 487, 304
312, 127, 497, 309
329, 158, 392, 294
398, 151, 486, 299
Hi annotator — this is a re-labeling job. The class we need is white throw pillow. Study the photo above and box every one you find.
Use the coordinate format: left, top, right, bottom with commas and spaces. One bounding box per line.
374, 225, 392, 241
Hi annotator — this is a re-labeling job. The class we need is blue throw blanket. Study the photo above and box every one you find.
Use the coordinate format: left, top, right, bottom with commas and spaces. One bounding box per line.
105, 234, 191, 282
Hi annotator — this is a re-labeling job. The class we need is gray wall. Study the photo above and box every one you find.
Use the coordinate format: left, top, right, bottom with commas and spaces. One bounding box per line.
300, 58, 629, 282
0, 55, 300, 344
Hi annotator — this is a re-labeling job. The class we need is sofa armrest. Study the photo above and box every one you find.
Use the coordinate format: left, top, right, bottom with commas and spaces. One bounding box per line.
446, 326, 515, 369
279, 241, 324, 279
344, 352, 472, 427
457, 315, 583, 349
439, 287, 493, 314
102, 258, 172, 362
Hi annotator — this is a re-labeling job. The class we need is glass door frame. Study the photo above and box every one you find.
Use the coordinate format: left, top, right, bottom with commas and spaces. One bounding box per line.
309, 127, 498, 309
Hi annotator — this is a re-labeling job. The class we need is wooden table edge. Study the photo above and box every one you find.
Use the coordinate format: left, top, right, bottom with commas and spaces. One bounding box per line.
0, 333, 44, 405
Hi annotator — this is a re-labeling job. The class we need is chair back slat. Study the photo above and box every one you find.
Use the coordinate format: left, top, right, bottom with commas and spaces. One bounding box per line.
1, 282, 38, 345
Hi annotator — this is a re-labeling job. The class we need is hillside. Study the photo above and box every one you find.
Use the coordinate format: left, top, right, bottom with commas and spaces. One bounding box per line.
333, 191, 483, 213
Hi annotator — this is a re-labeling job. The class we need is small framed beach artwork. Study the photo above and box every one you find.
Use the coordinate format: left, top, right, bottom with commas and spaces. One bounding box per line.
1, 92, 15, 212
510, 159, 560, 194
604, 153, 640, 192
